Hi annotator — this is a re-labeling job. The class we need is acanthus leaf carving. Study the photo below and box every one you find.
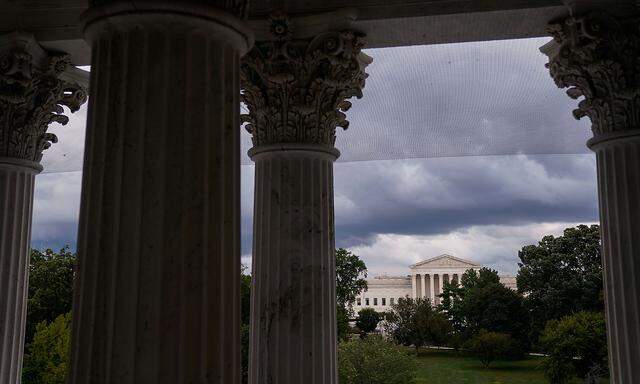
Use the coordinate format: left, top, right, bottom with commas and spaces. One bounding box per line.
0, 33, 87, 164
240, 13, 371, 148
542, 13, 640, 138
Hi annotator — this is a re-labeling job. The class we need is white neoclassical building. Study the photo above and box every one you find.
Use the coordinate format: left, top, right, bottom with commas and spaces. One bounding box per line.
356, 254, 517, 312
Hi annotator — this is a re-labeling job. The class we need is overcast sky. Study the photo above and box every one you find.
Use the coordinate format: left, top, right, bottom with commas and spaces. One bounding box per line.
32, 37, 599, 277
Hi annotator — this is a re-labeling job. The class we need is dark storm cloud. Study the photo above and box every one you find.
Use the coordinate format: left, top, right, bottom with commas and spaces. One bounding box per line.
331, 154, 598, 248
32, 172, 82, 250
235, 154, 599, 257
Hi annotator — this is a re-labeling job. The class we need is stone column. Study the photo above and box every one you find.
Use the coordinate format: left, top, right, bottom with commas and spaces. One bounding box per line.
68, 2, 252, 383
429, 273, 435, 304
0, 32, 86, 384
542, 12, 640, 383
242, 14, 370, 384
411, 274, 417, 298
421, 274, 427, 298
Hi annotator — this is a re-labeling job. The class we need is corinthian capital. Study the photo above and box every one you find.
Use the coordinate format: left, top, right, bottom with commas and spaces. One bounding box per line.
0, 32, 87, 165
241, 14, 371, 148
541, 13, 640, 138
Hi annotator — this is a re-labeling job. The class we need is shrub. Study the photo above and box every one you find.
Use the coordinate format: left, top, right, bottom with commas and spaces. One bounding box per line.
540, 311, 608, 383
22, 312, 72, 384
338, 335, 416, 384
468, 330, 514, 368
448, 332, 465, 354
541, 357, 573, 384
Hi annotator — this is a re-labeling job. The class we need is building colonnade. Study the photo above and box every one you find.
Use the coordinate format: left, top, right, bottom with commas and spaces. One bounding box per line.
0, 1, 638, 383
411, 273, 460, 305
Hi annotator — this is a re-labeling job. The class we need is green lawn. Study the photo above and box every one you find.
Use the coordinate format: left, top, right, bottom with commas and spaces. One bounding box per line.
413, 349, 607, 384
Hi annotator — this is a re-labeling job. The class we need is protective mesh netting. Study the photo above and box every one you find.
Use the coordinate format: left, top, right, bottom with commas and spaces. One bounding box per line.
41, 37, 591, 173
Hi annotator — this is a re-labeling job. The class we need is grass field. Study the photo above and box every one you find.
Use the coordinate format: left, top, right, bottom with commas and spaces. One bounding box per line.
413, 349, 608, 384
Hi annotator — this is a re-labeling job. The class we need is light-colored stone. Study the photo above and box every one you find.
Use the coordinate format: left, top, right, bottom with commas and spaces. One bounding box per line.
67, 3, 252, 383
0, 161, 37, 384
542, 11, 640, 383
357, 255, 515, 311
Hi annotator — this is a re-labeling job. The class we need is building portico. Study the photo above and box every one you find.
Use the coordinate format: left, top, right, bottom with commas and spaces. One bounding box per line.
410, 254, 482, 305
357, 254, 516, 312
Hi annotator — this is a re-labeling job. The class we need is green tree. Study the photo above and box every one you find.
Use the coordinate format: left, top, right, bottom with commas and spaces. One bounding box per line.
468, 330, 514, 368
26, 248, 76, 344
356, 308, 381, 335
335, 248, 368, 340
426, 311, 453, 348
22, 313, 72, 384
335, 248, 368, 311
337, 306, 351, 341
517, 225, 603, 341
386, 297, 452, 354
338, 335, 416, 384
540, 311, 608, 384
440, 268, 529, 354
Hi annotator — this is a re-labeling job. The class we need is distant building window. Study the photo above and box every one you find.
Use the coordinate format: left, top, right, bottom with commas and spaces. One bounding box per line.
373, 298, 378, 306
382, 298, 386, 306
365, 298, 369, 306
356, 298, 361, 306
390, 298, 395, 305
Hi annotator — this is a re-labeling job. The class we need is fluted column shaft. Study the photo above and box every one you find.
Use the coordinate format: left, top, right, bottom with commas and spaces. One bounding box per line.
591, 133, 640, 383
411, 274, 417, 299
0, 160, 38, 384
429, 273, 435, 304
68, 3, 252, 383
249, 145, 338, 384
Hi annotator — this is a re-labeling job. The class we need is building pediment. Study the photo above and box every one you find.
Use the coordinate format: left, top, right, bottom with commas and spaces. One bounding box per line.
409, 254, 480, 269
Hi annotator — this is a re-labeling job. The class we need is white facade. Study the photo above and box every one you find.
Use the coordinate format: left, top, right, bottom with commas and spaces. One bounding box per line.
355, 254, 517, 312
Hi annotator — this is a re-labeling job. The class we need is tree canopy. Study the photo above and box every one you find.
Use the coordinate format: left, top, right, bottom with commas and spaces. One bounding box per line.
540, 311, 608, 383
335, 248, 368, 313
517, 224, 603, 340
440, 268, 529, 352
22, 312, 72, 384
356, 308, 381, 335
26, 248, 76, 344
386, 297, 452, 353
335, 248, 368, 340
